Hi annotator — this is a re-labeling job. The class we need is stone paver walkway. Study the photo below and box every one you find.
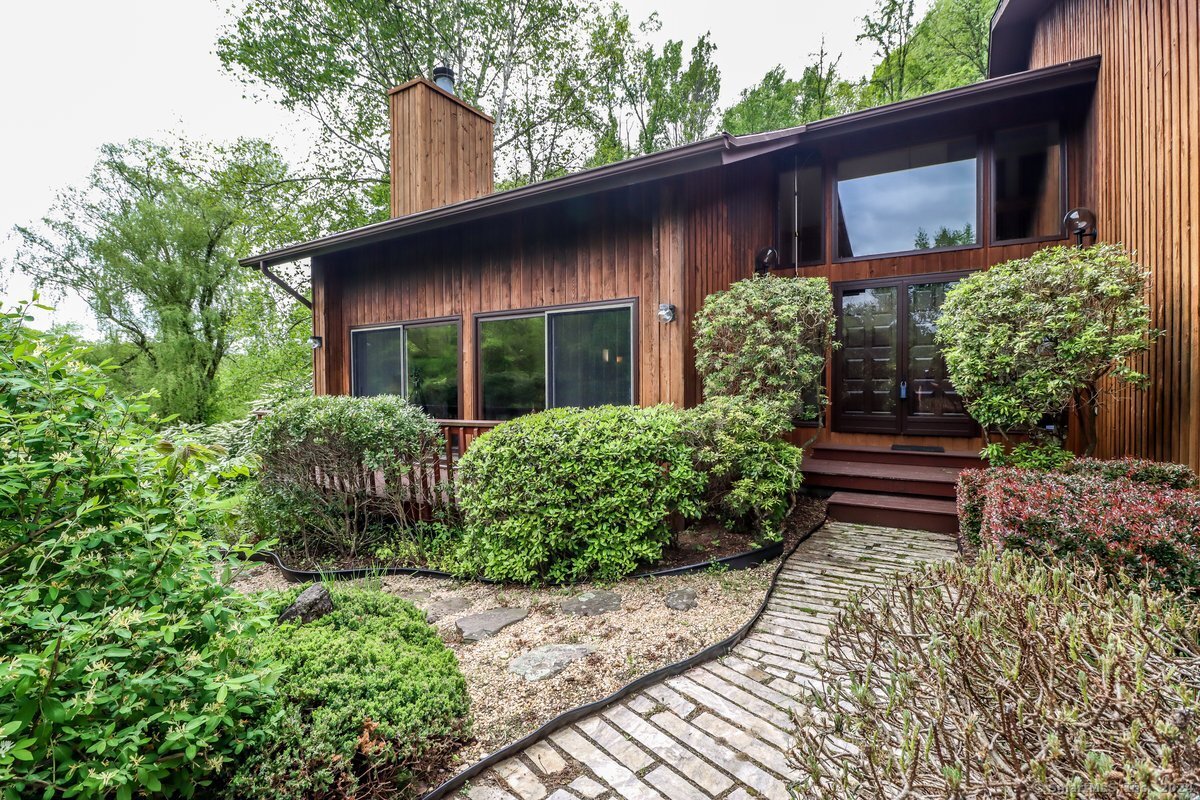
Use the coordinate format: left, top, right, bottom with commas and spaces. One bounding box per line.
462, 522, 958, 800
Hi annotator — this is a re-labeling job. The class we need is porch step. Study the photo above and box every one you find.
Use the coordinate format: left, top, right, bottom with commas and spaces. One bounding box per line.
827, 491, 959, 535
802, 457, 961, 498
812, 443, 983, 470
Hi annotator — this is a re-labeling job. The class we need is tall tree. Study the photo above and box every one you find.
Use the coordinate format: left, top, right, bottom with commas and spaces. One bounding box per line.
218, 0, 610, 195
858, 0, 920, 104
11, 138, 311, 422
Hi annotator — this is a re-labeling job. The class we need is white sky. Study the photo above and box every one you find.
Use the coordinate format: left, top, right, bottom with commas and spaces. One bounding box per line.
0, 0, 902, 332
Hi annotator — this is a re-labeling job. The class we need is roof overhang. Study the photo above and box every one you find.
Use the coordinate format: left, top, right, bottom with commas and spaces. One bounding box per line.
243, 56, 1098, 270
989, 0, 1056, 77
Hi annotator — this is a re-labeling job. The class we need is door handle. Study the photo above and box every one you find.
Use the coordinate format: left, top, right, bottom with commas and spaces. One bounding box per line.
899, 380, 908, 400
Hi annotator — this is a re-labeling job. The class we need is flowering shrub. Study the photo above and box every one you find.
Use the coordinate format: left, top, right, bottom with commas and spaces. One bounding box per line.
959, 464, 1200, 592
0, 302, 276, 798
792, 550, 1200, 796
1064, 456, 1199, 490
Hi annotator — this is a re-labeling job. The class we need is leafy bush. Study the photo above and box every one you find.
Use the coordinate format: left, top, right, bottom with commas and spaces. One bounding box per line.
0, 302, 276, 798
693, 275, 835, 418
246, 394, 445, 562
684, 397, 803, 538
1064, 455, 1199, 490
456, 405, 704, 583
792, 550, 1200, 797
229, 587, 470, 799
937, 243, 1160, 454
958, 465, 1200, 592
980, 438, 1075, 469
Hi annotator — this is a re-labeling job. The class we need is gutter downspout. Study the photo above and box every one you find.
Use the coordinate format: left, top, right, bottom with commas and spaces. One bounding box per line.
258, 261, 312, 310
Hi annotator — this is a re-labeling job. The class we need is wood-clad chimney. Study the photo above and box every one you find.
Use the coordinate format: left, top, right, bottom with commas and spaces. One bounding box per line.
388, 71, 494, 218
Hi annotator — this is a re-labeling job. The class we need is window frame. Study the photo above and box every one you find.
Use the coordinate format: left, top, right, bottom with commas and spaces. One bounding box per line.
832, 135, 985, 264
775, 154, 826, 269
474, 298, 639, 419
348, 314, 463, 419
988, 121, 1069, 246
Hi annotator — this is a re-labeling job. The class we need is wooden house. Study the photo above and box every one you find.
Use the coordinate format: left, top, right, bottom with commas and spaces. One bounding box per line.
245, 0, 1200, 531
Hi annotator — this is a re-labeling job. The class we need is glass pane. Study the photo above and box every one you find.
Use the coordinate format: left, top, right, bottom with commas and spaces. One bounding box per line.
836, 138, 977, 258
838, 287, 897, 417
352, 327, 405, 397
777, 165, 823, 267
907, 282, 966, 418
550, 307, 633, 408
994, 122, 1062, 241
480, 316, 546, 420
405, 322, 459, 418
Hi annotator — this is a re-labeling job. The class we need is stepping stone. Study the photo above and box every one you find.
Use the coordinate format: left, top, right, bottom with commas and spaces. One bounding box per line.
393, 589, 432, 606
457, 607, 528, 641
665, 588, 698, 610
560, 590, 621, 616
425, 595, 471, 622
509, 644, 595, 681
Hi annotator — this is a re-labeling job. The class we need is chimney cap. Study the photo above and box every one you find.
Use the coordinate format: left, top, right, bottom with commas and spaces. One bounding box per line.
432, 65, 455, 94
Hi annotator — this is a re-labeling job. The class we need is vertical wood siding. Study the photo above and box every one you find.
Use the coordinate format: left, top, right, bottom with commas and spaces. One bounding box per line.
1029, 0, 1200, 470
389, 80, 494, 218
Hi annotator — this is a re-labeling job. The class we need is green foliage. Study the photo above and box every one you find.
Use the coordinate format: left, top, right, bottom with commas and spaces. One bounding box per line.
456, 406, 704, 584
11, 138, 317, 423
937, 244, 1160, 453
0, 302, 277, 798
229, 587, 470, 799
246, 395, 444, 563
981, 439, 1075, 469
793, 549, 1200, 796
1064, 456, 1199, 490
693, 275, 836, 418
722, 44, 864, 135
684, 398, 803, 539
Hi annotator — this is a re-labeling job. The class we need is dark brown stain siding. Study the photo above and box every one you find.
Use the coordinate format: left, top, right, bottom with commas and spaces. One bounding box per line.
1027, 0, 1200, 470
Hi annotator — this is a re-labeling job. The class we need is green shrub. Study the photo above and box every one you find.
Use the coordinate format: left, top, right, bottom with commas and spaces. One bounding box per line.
980, 439, 1075, 469
937, 243, 1160, 454
228, 587, 470, 799
456, 405, 704, 583
684, 397, 803, 539
0, 302, 276, 798
793, 550, 1200, 797
693, 275, 835, 418
246, 394, 445, 562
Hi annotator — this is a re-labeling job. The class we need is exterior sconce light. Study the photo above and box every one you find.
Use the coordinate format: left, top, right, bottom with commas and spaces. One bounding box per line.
754, 246, 780, 275
308, 336, 323, 349
657, 303, 677, 323
1063, 207, 1098, 248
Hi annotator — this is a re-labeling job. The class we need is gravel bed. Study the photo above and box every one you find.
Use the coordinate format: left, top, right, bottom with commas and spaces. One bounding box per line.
231, 560, 774, 771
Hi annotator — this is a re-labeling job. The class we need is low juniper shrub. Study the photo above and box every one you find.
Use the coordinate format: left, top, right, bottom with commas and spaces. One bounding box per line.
455, 405, 704, 583
228, 587, 470, 799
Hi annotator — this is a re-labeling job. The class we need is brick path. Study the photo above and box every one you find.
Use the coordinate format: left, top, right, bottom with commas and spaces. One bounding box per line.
462, 522, 958, 800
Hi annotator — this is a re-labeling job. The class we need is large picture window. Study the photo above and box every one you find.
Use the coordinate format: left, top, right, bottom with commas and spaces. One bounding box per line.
993, 122, 1063, 242
835, 137, 978, 258
351, 320, 459, 418
479, 304, 633, 420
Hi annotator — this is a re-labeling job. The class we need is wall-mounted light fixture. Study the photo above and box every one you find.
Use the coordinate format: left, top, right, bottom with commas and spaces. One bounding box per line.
308, 336, 323, 349
657, 303, 677, 323
754, 246, 780, 275
1063, 207, 1098, 248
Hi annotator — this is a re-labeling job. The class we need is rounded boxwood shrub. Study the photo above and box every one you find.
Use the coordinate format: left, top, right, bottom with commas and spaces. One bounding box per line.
246, 394, 444, 561
456, 405, 704, 583
0, 303, 276, 798
228, 587, 470, 799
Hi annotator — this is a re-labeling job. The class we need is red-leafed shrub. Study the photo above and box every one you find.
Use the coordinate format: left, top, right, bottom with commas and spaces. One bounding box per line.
962, 467, 1200, 592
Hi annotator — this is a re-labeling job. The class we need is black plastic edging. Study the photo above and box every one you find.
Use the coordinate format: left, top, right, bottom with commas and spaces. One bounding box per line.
418, 513, 827, 800
251, 539, 784, 585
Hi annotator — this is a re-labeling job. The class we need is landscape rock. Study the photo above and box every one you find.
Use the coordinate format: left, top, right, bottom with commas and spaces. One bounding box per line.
665, 588, 698, 611
456, 607, 529, 642
425, 595, 471, 622
560, 590, 622, 617
277, 584, 334, 625
509, 644, 595, 681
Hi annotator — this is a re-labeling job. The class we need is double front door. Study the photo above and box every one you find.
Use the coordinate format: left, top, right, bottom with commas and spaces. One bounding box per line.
832, 273, 976, 437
